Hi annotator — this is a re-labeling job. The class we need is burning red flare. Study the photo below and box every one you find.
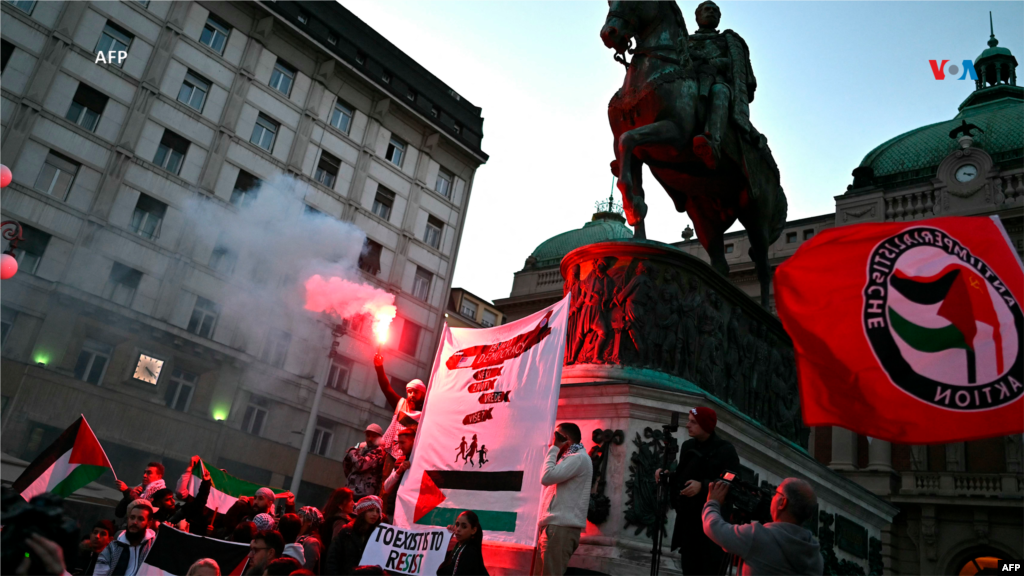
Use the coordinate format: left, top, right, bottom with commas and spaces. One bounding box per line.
305, 275, 397, 341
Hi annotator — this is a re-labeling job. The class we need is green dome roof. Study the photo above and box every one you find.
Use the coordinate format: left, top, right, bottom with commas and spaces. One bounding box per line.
856, 90, 1023, 187
529, 213, 633, 268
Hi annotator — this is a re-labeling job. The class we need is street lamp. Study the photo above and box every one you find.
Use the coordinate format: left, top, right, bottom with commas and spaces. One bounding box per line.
1, 221, 23, 280
290, 321, 347, 495
1, 164, 22, 280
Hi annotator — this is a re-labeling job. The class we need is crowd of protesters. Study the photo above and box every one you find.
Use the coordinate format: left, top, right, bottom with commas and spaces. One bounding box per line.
9, 352, 494, 576
6, 344, 823, 576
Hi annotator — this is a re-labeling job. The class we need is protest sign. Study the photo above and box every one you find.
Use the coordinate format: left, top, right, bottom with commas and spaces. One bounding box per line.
394, 296, 571, 546
358, 523, 452, 576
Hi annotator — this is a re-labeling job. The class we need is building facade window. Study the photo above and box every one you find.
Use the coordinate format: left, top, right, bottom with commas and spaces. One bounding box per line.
154, 130, 189, 175
4, 0, 36, 14
231, 170, 260, 207
327, 356, 353, 391
165, 369, 197, 412
262, 329, 291, 369
130, 194, 167, 239
804, 229, 815, 241
327, 34, 337, 45
250, 114, 278, 151
460, 299, 477, 319
242, 404, 267, 435
399, 320, 421, 356
315, 151, 340, 188
297, 12, 308, 25
725, 243, 734, 254
424, 216, 443, 249
385, 137, 405, 166
66, 83, 108, 132
0, 307, 14, 349
372, 188, 394, 221
134, 0, 149, 8
11, 224, 50, 275
358, 239, 383, 275
481, 309, 498, 328
177, 71, 210, 112
96, 22, 133, 66
74, 339, 112, 385
434, 168, 453, 199
34, 151, 79, 200
209, 235, 237, 275
2, 40, 14, 72
199, 15, 230, 54
104, 263, 142, 307
269, 60, 295, 96
187, 296, 219, 338
312, 421, 333, 456
786, 232, 797, 244
330, 100, 353, 134
412, 267, 432, 302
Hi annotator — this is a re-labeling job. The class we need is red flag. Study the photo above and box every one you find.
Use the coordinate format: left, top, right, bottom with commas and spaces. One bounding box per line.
776, 216, 1023, 444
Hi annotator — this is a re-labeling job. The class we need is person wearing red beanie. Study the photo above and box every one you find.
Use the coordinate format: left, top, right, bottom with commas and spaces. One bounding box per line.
654, 406, 739, 576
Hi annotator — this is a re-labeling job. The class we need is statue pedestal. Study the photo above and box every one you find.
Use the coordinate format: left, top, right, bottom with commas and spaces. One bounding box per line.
479, 240, 894, 575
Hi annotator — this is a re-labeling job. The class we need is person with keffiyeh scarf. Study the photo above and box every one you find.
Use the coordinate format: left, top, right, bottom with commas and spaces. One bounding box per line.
537, 422, 592, 576
114, 462, 167, 518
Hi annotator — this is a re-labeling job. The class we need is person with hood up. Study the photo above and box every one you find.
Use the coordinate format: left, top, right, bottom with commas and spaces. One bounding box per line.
703, 477, 824, 576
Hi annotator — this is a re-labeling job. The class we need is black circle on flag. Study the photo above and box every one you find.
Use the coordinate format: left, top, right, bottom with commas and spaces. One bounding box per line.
862, 227, 1023, 410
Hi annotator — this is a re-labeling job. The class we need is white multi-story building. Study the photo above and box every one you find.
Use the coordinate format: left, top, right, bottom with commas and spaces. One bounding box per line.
0, 0, 487, 507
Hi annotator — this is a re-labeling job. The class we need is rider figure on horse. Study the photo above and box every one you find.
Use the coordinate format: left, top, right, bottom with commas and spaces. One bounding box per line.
689, 1, 760, 171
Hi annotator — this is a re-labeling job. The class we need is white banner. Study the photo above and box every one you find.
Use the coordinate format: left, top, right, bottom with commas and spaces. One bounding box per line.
358, 523, 451, 576
393, 295, 571, 546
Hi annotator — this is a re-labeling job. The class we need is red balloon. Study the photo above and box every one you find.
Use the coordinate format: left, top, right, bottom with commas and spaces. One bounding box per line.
0, 253, 17, 280
0, 165, 11, 188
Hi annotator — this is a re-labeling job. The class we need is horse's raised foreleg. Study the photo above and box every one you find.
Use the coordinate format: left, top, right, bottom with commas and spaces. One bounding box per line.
616, 120, 682, 235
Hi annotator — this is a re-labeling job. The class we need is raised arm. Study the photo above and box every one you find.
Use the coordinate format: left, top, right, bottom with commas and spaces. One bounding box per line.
702, 499, 756, 558
374, 354, 402, 409
540, 447, 586, 486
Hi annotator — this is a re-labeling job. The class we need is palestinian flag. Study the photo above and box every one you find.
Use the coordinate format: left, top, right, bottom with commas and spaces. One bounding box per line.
12, 415, 115, 501
776, 216, 1023, 444
186, 459, 287, 513
142, 524, 249, 575
413, 470, 523, 532
889, 265, 1004, 383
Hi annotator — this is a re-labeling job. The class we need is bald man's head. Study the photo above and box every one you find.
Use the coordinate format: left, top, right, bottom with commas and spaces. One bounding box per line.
778, 478, 817, 524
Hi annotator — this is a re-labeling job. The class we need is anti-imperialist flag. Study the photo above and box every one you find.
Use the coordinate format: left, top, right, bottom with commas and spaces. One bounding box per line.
393, 295, 570, 546
142, 524, 249, 575
185, 459, 288, 513
12, 415, 116, 501
775, 216, 1023, 444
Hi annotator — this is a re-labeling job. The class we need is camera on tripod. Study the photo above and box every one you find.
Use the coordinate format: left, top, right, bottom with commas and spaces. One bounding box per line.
715, 470, 773, 525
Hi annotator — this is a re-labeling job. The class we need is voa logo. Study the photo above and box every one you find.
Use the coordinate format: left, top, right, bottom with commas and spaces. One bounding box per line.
929, 59, 978, 80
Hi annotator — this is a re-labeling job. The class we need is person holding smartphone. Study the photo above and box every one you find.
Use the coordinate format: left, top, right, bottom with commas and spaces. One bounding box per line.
537, 422, 592, 576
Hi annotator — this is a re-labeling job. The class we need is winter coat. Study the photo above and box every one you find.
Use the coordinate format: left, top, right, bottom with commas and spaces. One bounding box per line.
325, 522, 376, 576
436, 541, 489, 576
92, 528, 156, 576
669, 431, 739, 551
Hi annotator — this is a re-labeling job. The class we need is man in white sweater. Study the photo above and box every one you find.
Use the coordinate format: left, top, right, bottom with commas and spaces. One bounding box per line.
538, 422, 593, 576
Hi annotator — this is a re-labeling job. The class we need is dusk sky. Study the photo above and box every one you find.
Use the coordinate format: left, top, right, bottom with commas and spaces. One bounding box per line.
343, 1, 1024, 303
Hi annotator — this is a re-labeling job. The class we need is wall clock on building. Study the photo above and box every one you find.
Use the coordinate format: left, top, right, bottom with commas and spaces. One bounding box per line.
954, 164, 978, 182
133, 354, 165, 385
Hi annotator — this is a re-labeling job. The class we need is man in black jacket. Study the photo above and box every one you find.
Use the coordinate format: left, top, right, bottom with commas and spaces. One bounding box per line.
655, 406, 739, 576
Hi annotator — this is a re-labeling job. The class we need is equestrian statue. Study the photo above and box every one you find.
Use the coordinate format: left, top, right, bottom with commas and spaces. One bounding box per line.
601, 0, 787, 307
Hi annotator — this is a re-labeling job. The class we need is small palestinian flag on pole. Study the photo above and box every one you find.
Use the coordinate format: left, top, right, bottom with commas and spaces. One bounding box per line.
12, 415, 116, 501
776, 216, 1023, 444
186, 458, 287, 513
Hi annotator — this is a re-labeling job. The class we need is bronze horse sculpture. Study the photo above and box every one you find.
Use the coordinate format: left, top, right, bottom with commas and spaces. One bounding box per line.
601, 0, 787, 307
